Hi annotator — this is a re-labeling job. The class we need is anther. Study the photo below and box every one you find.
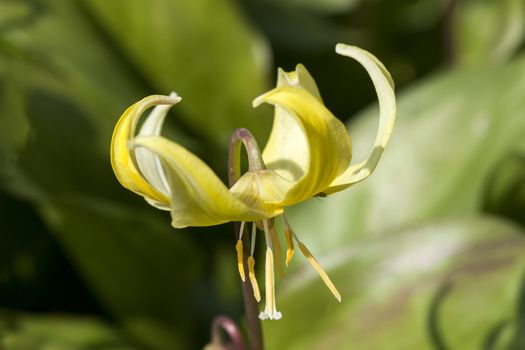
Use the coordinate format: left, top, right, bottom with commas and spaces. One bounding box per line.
235, 222, 246, 282
235, 240, 245, 282
284, 227, 295, 267
247, 256, 261, 302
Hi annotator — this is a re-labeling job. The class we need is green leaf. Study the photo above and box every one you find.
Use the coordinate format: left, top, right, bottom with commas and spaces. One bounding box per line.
243, 1, 362, 53
0, 311, 133, 349
264, 217, 525, 350
0, 1, 145, 155
0, 1, 192, 199
0, 78, 29, 165
0, 4, 219, 347
253, 0, 361, 14
483, 152, 525, 226
42, 195, 202, 350
81, 0, 271, 145
454, 0, 525, 66
286, 54, 525, 250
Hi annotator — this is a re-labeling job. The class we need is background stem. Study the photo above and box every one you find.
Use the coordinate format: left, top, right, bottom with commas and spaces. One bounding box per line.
234, 222, 265, 350
443, 0, 460, 66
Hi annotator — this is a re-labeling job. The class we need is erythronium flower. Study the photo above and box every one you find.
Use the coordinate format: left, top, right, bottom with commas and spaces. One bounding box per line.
110, 44, 395, 320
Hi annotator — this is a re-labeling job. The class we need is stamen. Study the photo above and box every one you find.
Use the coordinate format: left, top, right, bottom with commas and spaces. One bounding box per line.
235, 239, 245, 282
297, 241, 341, 302
259, 248, 282, 320
270, 227, 285, 279
235, 222, 247, 282
282, 216, 295, 267
247, 256, 261, 302
262, 220, 273, 249
284, 228, 295, 267
238, 221, 246, 240
250, 223, 257, 256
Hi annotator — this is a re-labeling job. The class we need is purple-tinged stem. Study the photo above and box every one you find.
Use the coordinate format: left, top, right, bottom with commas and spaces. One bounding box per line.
209, 315, 245, 350
228, 128, 264, 350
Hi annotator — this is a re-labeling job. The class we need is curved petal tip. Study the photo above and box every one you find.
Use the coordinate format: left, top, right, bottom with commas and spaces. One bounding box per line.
325, 43, 396, 193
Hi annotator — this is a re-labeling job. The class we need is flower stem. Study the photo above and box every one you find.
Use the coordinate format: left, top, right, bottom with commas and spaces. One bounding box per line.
228, 128, 266, 182
228, 128, 265, 350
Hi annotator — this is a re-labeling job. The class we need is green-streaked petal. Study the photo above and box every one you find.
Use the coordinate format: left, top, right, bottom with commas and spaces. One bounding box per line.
278, 64, 323, 101
131, 136, 282, 228
229, 170, 293, 209
254, 87, 352, 206
110, 94, 181, 206
262, 65, 322, 182
324, 44, 396, 194
135, 92, 179, 210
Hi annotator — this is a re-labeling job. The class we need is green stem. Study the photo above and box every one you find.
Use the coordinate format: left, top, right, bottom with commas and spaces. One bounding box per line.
228, 128, 265, 350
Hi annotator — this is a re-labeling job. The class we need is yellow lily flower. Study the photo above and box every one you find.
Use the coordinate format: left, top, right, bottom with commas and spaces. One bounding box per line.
110, 44, 395, 320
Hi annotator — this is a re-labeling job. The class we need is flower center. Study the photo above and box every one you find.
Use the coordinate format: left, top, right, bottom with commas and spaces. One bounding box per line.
227, 127, 340, 320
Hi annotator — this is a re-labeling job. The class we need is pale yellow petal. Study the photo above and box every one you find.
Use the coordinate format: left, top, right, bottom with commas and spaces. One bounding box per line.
131, 136, 282, 228
110, 94, 180, 205
135, 92, 179, 204
229, 170, 293, 210
324, 44, 396, 194
262, 65, 321, 182
277, 64, 322, 101
254, 87, 352, 206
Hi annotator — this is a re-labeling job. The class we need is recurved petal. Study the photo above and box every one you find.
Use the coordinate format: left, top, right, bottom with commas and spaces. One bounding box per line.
277, 64, 322, 101
324, 44, 396, 194
254, 87, 352, 206
262, 65, 322, 183
134, 92, 180, 210
131, 136, 282, 228
110, 94, 181, 206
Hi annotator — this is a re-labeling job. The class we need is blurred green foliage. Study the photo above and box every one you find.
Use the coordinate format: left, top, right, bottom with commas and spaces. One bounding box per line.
0, 0, 524, 349
264, 217, 525, 349
0, 311, 133, 349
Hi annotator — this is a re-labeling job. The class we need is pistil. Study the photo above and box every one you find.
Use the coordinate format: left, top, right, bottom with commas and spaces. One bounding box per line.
260, 248, 281, 320
270, 227, 285, 278
259, 219, 282, 320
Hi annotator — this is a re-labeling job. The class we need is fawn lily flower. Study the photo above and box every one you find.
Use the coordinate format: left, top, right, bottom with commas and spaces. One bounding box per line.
110, 44, 395, 320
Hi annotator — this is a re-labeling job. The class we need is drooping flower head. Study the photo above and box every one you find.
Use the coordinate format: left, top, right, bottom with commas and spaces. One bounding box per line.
110, 44, 395, 320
